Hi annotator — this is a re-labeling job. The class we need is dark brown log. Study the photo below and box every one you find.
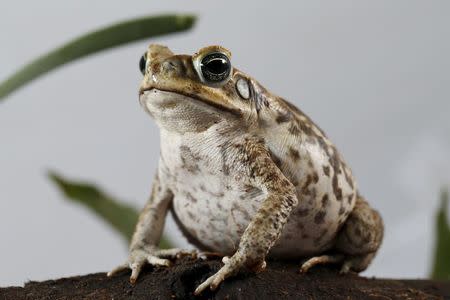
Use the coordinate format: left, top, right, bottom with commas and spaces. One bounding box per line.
1, 257, 449, 300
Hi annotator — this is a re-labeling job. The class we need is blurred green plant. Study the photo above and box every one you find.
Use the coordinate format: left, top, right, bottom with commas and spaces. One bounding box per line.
0, 14, 195, 100
430, 188, 450, 280
0, 13, 196, 249
49, 171, 172, 249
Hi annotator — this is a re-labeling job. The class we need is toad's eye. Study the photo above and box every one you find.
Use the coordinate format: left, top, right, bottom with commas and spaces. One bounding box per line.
198, 52, 231, 85
139, 53, 147, 75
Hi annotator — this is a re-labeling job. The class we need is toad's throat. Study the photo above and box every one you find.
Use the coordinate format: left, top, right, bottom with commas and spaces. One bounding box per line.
140, 88, 242, 116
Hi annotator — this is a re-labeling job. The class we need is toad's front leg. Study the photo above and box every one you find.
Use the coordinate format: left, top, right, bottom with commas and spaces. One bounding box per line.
194, 138, 298, 295
108, 172, 195, 283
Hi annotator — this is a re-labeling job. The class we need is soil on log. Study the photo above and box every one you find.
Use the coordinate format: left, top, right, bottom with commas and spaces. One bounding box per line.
1, 257, 449, 300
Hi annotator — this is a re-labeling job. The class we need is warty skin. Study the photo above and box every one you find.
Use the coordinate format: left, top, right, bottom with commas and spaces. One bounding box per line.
108, 44, 384, 295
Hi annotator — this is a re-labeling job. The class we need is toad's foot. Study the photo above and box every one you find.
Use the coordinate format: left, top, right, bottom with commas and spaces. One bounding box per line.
300, 254, 345, 273
339, 252, 376, 273
300, 253, 376, 274
194, 255, 266, 295
107, 248, 196, 284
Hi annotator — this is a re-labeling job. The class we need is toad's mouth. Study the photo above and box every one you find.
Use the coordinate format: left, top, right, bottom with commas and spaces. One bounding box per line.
139, 88, 241, 116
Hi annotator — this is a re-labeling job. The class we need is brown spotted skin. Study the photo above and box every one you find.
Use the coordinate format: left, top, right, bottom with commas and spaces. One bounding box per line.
109, 44, 384, 294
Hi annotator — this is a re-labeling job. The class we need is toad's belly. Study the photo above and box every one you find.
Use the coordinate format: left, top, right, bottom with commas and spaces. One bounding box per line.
159, 129, 355, 258
171, 178, 351, 258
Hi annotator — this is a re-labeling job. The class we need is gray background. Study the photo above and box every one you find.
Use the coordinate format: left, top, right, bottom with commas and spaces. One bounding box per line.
1, 1, 449, 287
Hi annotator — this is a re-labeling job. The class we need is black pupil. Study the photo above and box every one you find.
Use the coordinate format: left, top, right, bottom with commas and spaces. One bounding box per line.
201, 53, 230, 82
205, 58, 228, 74
139, 54, 146, 75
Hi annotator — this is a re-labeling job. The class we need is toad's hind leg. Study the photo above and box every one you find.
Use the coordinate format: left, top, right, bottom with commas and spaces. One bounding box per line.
300, 194, 383, 273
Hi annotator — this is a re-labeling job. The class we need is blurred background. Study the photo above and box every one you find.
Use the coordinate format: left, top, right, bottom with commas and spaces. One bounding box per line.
1, 0, 449, 287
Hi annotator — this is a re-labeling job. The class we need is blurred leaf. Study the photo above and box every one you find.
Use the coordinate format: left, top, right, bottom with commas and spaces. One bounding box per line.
0, 14, 196, 100
430, 188, 450, 280
48, 171, 172, 249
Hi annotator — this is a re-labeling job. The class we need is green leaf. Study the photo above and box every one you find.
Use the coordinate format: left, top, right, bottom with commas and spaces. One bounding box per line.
430, 188, 450, 280
0, 14, 196, 100
48, 171, 172, 249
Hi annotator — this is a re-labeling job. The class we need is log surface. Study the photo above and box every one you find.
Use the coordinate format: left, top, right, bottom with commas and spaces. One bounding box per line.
1, 257, 449, 300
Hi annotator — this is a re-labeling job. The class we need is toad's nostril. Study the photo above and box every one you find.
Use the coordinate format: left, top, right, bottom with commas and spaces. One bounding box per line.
162, 61, 177, 72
